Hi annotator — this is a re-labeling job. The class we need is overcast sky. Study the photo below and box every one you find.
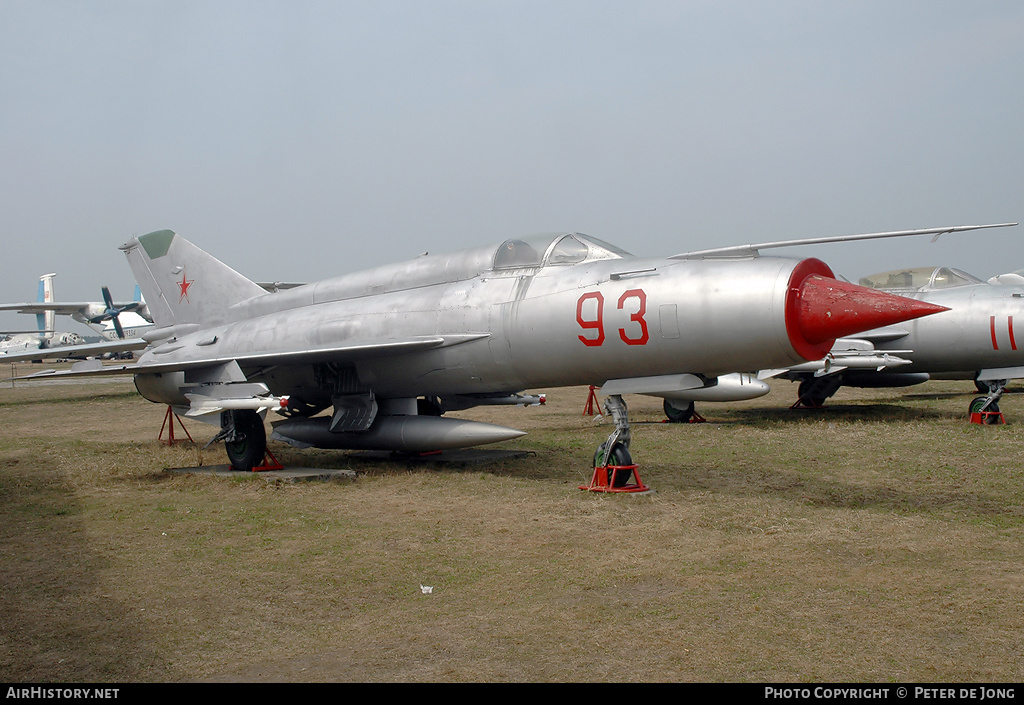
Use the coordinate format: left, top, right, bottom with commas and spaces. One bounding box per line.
1, 0, 1021, 333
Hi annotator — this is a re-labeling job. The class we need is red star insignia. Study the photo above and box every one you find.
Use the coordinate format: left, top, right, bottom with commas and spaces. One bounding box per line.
178, 268, 194, 303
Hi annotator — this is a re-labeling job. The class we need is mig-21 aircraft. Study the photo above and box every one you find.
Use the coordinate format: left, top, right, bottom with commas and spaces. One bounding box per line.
20, 225, 997, 474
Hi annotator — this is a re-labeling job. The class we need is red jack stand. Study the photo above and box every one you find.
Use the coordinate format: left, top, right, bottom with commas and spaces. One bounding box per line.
583, 385, 600, 416
159, 406, 194, 445
579, 463, 650, 493
970, 410, 1005, 425
251, 447, 284, 472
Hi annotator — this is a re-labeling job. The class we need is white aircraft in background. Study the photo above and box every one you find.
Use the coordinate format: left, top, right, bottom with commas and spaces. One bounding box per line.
0, 328, 87, 354
0, 274, 150, 362
0, 272, 300, 364
1, 273, 87, 357
1, 273, 299, 343
0, 273, 153, 341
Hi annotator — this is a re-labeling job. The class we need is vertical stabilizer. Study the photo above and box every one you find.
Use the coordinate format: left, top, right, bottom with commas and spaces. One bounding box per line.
37, 273, 56, 341
120, 230, 267, 328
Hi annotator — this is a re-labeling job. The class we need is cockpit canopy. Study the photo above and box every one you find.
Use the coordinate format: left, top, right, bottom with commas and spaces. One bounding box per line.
298, 232, 635, 311
858, 266, 983, 292
492, 233, 630, 269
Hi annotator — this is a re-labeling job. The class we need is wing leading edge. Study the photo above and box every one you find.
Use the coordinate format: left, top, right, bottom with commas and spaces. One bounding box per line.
0, 337, 149, 364
10, 333, 489, 380
671, 223, 1017, 260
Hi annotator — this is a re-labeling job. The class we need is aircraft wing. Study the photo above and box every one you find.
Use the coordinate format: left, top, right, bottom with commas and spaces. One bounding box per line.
671, 223, 1017, 260
977, 366, 1024, 382
0, 337, 150, 364
11, 333, 489, 379
0, 301, 141, 315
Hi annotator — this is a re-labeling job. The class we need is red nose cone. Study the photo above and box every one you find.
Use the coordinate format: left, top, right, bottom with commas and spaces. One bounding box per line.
786, 259, 949, 361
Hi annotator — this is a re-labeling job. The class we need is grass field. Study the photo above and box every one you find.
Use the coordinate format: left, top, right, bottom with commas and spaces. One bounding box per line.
1, 363, 1022, 682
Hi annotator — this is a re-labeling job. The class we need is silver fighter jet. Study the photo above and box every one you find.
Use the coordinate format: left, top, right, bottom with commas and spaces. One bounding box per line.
766, 262, 1024, 417
23, 227, 960, 472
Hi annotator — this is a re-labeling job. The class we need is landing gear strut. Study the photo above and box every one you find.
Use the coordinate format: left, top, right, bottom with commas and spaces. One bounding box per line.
209, 409, 269, 471
581, 394, 649, 492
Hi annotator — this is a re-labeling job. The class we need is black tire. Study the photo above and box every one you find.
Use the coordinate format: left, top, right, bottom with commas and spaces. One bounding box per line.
663, 399, 695, 423
593, 442, 633, 488
225, 410, 267, 471
417, 397, 443, 416
970, 397, 1001, 424
798, 379, 827, 407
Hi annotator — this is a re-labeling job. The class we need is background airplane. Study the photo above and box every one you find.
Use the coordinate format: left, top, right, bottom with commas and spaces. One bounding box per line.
18, 226, 960, 475
0, 273, 151, 363
0, 329, 86, 355
763, 263, 1024, 419
0, 333, 150, 364
0, 273, 302, 342
0, 273, 88, 359
0, 273, 152, 339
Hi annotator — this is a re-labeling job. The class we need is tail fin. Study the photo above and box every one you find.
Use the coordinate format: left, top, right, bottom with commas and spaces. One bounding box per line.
37, 273, 56, 340
120, 230, 266, 329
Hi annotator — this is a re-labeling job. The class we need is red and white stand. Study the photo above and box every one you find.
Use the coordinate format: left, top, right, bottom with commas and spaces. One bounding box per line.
970, 410, 1005, 425
579, 463, 649, 493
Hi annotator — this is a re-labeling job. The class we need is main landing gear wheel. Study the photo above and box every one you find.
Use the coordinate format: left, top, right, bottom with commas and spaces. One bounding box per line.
224, 409, 267, 471
796, 380, 829, 408
663, 399, 695, 423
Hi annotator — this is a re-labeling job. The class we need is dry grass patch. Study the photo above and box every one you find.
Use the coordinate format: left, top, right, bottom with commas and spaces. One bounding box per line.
1, 364, 1023, 681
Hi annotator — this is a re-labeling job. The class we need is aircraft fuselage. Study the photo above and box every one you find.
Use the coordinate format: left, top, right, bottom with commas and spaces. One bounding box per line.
133, 251, 821, 407
870, 286, 1024, 375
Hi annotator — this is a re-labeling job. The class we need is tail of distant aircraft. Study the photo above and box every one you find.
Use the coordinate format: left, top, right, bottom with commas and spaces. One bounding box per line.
37, 273, 56, 341
130, 282, 152, 323
120, 230, 267, 329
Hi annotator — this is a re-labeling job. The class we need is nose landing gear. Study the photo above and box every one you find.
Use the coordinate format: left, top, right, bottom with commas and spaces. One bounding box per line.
580, 394, 650, 493
970, 379, 1007, 425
